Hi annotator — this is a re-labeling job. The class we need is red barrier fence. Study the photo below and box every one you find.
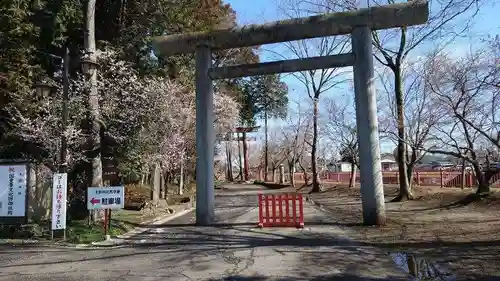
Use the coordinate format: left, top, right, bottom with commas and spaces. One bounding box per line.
251, 171, 500, 188
258, 193, 304, 228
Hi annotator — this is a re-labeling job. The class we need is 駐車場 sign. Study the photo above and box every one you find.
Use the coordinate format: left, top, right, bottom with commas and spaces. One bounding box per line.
87, 186, 125, 210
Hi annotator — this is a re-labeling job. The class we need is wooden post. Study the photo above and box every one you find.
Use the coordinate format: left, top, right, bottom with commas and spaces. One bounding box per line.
108, 210, 112, 235
440, 168, 444, 188
279, 164, 285, 184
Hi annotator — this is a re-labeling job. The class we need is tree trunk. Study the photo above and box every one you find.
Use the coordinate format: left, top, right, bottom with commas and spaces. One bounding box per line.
242, 132, 249, 181
272, 168, 276, 183
226, 134, 233, 181
163, 172, 170, 196
461, 158, 466, 189
179, 156, 184, 195
160, 170, 165, 199
311, 98, 322, 192
279, 164, 285, 184
406, 163, 416, 188
264, 111, 269, 182
237, 133, 243, 181
298, 162, 308, 186
288, 162, 295, 187
349, 163, 357, 188
394, 66, 412, 201
84, 0, 102, 221
473, 163, 490, 194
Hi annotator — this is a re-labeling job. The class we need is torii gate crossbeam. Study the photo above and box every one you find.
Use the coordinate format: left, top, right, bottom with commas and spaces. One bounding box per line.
152, 1, 429, 226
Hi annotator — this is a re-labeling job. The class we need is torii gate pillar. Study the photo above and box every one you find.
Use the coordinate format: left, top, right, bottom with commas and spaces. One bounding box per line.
195, 45, 215, 225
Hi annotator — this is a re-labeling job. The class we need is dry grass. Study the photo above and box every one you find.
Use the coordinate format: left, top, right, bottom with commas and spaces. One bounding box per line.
304, 183, 500, 279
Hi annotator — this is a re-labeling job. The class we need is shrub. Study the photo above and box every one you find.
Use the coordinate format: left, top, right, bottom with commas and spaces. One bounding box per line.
124, 184, 151, 209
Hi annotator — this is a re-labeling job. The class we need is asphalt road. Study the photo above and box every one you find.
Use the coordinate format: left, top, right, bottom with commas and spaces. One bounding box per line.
0, 184, 410, 281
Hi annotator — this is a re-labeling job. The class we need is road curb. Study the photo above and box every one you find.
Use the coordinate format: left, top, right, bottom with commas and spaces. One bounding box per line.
85, 204, 195, 248
116, 206, 194, 240
305, 195, 324, 210
70, 206, 195, 248
305, 195, 342, 220
0, 202, 195, 250
0, 239, 122, 250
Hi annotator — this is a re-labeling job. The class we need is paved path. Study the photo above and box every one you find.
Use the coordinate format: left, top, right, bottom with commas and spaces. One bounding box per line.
0, 184, 409, 281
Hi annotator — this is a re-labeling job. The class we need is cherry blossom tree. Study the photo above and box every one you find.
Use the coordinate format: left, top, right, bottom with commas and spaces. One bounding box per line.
7, 77, 87, 171
10, 48, 243, 195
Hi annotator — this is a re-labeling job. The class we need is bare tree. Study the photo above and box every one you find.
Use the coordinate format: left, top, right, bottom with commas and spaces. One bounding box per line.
266, 130, 288, 182
367, 0, 486, 201
281, 102, 312, 187
426, 44, 499, 193
324, 97, 359, 187
277, 0, 486, 197
377, 57, 443, 199
272, 0, 351, 192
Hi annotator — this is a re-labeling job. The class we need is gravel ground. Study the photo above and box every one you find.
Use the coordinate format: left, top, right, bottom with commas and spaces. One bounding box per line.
307, 184, 500, 280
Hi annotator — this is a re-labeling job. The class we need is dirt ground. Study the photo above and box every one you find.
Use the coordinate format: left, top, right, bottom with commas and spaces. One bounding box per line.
303, 183, 500, 280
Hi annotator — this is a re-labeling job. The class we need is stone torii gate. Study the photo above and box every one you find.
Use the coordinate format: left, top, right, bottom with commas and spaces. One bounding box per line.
152, 1, 429, 226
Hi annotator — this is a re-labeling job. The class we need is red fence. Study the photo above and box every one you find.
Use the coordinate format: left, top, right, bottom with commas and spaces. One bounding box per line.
258, 193, 304, 228
290, 171, 500, 188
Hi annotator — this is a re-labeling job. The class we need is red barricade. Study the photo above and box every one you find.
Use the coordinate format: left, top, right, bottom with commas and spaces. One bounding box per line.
258, 193, 304, 228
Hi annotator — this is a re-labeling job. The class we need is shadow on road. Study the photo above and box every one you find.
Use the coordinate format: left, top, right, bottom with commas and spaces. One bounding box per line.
1, 224, 500, 280
205, 273, 497, 281
205, 274, 406, 281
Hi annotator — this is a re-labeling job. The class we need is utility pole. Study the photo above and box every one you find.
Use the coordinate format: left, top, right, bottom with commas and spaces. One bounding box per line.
59, 48, 70, 173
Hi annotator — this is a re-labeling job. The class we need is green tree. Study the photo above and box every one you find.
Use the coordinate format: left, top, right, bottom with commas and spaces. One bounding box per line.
0, 0, 40, 157
241, 74, 288, 181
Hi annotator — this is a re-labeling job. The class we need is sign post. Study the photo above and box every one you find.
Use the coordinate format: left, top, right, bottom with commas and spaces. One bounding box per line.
87, 186, 125, 239
0, 163, 28, 225
51, 173, 67, 240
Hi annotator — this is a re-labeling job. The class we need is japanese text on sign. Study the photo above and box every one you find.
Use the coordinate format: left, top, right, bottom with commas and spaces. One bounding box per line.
87, 186, 125, 210
8, 168, 14, 215
96, 189, 121, 195
0, 164, 27, 217
51, 173, 67, 230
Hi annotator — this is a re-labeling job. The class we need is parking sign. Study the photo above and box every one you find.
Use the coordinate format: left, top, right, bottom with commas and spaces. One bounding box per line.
87, 186, 125, 210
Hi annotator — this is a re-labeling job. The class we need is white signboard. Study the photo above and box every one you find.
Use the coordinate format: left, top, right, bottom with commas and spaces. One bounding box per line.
51, 173, 67, 230
87, 186, 124, 210
0, 164, 27, 217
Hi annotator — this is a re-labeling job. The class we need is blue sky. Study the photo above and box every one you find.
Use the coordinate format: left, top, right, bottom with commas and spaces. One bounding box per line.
225, 0, 500, 155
